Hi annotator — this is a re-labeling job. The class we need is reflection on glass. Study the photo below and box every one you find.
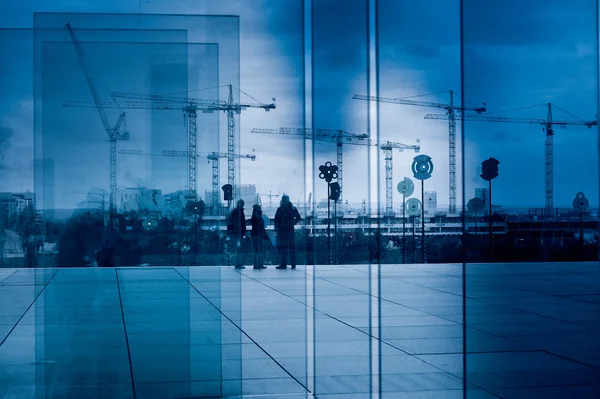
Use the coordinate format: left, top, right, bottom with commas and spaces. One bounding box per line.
462, 1, 600, 398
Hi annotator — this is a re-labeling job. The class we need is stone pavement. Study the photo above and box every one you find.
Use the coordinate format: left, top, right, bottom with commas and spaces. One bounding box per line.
0, 262, 599, 398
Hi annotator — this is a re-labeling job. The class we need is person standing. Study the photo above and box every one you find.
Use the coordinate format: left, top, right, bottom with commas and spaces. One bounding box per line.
227, 199, 247, 269
250, 204, 268, 269
274, 195, 301, 269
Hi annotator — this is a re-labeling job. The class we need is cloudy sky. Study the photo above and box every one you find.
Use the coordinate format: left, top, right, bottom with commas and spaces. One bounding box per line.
0, 0, 598, 210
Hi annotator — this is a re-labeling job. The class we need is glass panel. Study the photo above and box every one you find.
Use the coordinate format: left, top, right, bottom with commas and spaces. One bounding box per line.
375, 1, 465, 397
312, 0, 376, 397
29, 12, 240, 398
38, 37, 221, 397
461, 1, 600, 397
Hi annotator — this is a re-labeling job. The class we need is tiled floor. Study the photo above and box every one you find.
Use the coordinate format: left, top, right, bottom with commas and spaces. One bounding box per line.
0, 262, 599, 398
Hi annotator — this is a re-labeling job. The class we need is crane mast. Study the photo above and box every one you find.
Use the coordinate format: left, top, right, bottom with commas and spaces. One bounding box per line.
252, 127, 374, 210
252, 127, 418, 215
227, 85, 236, 198
65, 99, 215, 202
545, 104, 554, 210
118, 149, 255, 216
380, 140, 421, 216
112, 86, 275, 205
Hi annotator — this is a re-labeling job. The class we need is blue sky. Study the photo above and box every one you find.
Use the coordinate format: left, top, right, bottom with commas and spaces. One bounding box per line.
0, 0, 598, 210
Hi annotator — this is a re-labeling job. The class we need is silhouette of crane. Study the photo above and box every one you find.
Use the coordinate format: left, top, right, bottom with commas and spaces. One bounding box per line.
63, 23, 130, 234
251, 127, 419, 216
259, 190, 280, 211
380, 140, 421, 216
112, 86, 275, 201
354, 90, 486, 214
118, 149, 256, 215
424, 103, 597, 211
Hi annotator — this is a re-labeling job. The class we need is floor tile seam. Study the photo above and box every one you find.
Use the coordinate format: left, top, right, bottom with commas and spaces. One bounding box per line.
0, 283, 53, 287
460, 275, 598, 299
486, 382, 600, 391
163, 268, 596, 388
473, 297, 600, 328
337, 266, 467, 299
115, 269, 138, 399
234, 265, 477, 381
399, 349, 544, 356
173, 267, 313, 396
0, 269, 19, 283
309, 275, 468, 329
133, 376, 305, 383
458, 323, 600, 369
0, 269, 59, 347
382, 267, 599, 301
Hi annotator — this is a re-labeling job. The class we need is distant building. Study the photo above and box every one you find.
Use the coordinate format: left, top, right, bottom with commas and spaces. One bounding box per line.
238, 184, 257, 206
119, 188, 164, 214
35, 158, 54, 218
0, 192, 36, 228
424, 191, 437, 213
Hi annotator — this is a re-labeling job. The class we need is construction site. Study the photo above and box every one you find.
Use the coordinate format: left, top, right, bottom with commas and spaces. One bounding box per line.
1, 2, 600, 399
0, 13, 598, 268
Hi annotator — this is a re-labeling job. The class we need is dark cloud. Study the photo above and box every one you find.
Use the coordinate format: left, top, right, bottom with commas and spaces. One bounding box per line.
462, 0, 596, 47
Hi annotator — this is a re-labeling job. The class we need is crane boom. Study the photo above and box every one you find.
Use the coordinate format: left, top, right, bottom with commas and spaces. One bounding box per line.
424, 103, 597, 210
64, 23, 129, 233
64, 24, 113, 136
111, 91, 227, 107
162, 150, 256, 160
353, 92, 486, 112
251, 127, 374, 146
113, 85, 275, 203
354, 90, 486, 214
424, 113, 596, 127
63, 100, 216, 112
112, 90, 276, 111
251, 127, 419, 213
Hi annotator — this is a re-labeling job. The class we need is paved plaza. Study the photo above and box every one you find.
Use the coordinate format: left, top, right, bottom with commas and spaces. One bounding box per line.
0, 262, 599, 398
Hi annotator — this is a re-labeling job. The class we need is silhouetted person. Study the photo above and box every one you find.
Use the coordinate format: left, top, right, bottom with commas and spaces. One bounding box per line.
101, 240, 115, 267
251, 204, 269, 269
227, 199, 246, 269
274, 195, 301, 269
23, 236, 37, 268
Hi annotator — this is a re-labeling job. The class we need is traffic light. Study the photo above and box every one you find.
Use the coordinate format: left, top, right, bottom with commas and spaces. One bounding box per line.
222, 184, 233, 201
329, 182, 341, 201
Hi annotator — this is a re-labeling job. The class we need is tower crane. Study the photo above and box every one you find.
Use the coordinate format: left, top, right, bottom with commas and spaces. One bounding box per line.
354, 90, 486, 214
251, 127, 419, 216
251, 127, 374, 208
64, 23, 130, 233
380, 140, 421, 216
112, 85, 275, 201
259, 190, 280, 211
162, 150, 256, 215
64, 100, 220, 200
424, 103, 597, 211
118, 149, 256, 215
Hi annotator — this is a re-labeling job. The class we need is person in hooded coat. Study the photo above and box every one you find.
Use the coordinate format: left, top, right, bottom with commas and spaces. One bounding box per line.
274, 195, 301, 269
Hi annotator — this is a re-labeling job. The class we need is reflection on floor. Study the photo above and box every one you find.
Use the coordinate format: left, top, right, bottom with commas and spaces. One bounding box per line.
0, 263, 599, 398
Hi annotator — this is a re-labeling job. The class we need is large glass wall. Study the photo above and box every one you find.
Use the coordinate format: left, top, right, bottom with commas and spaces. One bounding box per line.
136, 2, 310, 396
2, 1, 600, 398
461, 1, 600, 398
311, 0, 378, 396
376, 1, 465, 397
